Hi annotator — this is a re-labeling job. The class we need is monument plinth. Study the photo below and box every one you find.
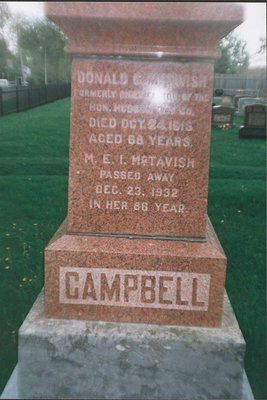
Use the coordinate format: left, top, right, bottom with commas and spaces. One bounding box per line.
1, 3, 254, 400
44, 2, 242, 59
46, 219, 226, 327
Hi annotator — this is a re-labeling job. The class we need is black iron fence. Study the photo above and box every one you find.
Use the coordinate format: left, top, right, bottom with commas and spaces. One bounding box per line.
0, 83, 71, 116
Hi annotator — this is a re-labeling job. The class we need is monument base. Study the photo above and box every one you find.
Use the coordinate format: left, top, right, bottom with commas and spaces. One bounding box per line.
1, 366, 254, 400
45, 218, 226, 327
1, 290, 254, 399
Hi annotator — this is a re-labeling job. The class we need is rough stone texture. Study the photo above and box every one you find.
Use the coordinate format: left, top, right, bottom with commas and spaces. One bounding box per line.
1, 366, 255, 400
0, 366, 19, 399
16, 290, 247, 399
45, 218, 226, 327
67, 58, 213, 238
45, 2, 243, 59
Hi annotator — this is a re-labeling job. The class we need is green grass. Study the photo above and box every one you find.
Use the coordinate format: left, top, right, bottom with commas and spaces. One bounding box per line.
0, 100, 266, 399
0, 99, 70, 394
208, 119, 266, 399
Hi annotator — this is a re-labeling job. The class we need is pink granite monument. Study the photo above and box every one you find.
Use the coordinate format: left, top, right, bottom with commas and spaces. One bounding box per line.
2, 4, 253, 399
44, 2, 243, 327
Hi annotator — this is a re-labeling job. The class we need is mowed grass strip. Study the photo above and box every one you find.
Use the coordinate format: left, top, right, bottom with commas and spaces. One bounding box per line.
208, 122, 266, 399
0, 100, 266, 399
0, 100, 70, 392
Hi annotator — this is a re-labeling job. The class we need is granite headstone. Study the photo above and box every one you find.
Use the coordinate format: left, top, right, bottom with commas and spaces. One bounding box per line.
237, 97, 267, 116
234, 91, 250, 108
239, 104, 266, 138
212, 105, 235, 126
222, 96, 233, 105
41, 1, 247, 328
41, 2, 244, 328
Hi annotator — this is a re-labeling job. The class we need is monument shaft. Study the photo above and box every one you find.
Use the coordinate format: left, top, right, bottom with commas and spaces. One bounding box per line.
68, 59, 212, 238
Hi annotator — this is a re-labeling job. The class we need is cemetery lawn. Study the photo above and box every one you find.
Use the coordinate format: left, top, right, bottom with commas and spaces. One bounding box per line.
0, 100, 266, 399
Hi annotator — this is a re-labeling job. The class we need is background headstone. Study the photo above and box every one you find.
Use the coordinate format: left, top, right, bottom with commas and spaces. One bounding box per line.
258, 88, 267, 98
234, 90, 251, 108
221, 96, 233, 105
237, 97, 267, 116
212, 105, 235, 126
239, 104, 266, 138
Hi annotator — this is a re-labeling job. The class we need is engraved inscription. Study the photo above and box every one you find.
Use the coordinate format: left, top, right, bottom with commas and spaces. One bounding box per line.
248, 113, 265, 127
68, 60, 213, 236
213, 114, 231, 123
60, 267, 211, 311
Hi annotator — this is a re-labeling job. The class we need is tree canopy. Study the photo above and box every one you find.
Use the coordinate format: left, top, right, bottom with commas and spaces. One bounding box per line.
0, 38, 16, 79
1, 3, 252, 83
0, 2, 71, 84
0, 2, 16, 79
17, 18, 71, 84
215, 33, 249, 74
0, 1, 10, 34
257, 37, 266, 55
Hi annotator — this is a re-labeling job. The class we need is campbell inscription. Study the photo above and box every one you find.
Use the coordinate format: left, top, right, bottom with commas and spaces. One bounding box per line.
60, 267, 211, 311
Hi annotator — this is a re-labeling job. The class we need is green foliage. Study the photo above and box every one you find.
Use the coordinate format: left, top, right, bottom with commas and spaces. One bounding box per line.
0, 1, 71, 84
0, 101, 266, 399
17, 18, 71, 84
0, 2, 17, 80
0, 38, 15, 79
0, 99, 70, 392
215, 32, 249, 73
0, 1, 10, 32
257, 36, 266, 55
